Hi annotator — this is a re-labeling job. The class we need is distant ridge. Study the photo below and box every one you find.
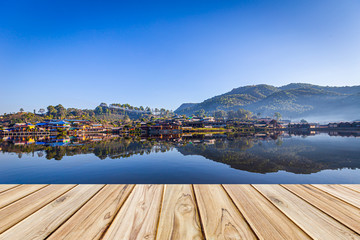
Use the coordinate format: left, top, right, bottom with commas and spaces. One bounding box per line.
174, 83, 360, 121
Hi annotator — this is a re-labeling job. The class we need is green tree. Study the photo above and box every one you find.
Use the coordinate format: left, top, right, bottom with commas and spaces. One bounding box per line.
236, 108, 251, 120
124, 115, 130, 123
38, 108, 45, 115
195, 109, 206, 117
55, 104, 67, 119
214, 110, 227, 119
47, 105, 57, 117
20, 108, 24, 113
273, 112, 282, 121
95, 106, 103, 115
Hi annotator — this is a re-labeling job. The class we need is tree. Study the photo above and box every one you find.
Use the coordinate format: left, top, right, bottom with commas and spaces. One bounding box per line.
273, 112, 282, 121
47, 105, 57, 117
227, 110, 235, 120
214, 110, 227, 119
39, 108, 45, 115
257, 112, 261, 118
160, 108, 166, 117
95, 106, 103, 115
55, 104, 67, 119
300, 119, 308, 123
195, 109, 206, 117
20, 108, 24, 113
123, 115, 130, 123
236, 108, 250, 120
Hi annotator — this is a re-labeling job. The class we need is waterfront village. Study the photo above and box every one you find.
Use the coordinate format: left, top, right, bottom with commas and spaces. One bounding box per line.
1, 115, 360, 138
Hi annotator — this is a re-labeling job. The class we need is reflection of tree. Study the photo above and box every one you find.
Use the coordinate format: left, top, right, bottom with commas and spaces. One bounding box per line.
1, 135, 360, 175
0, 138, 171, 161
37, 152, 44, 158
176, 137, 360, 174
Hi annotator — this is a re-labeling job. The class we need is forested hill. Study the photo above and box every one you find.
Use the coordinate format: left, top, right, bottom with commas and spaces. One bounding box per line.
174, 83, 360, 121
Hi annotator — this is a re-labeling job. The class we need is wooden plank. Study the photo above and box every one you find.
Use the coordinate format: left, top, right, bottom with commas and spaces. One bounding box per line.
0, 185, 19, 194
0, 185, 104, 240
48, 184, 134, 240
102, 185, 163, 240
0, 185, 47, 209
0, 184, 76, 234
283, 184, 360, 235
193, 184, 256, 240
156, 185, 204, 240
341, 185, 360, 194
313, 184, 360, 209
254, 185, 359, 240
223, 185, 310, 240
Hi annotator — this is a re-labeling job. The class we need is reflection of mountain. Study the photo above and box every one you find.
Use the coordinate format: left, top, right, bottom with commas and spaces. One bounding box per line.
176, 137, 360, 174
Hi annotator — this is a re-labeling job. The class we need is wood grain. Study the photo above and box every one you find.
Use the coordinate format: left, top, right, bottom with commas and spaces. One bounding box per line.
0, 185, 19, 194
342, 184, 360, 194
193, 184, 256, 240
0, 184, 75, 234
48, 184, 134, 240
313, 184, 360, 209
156, 185, 204, 240
223, 184, 310, 240
0, 184, 358, 239
102, 185, 163, 240
0, 184, 47, 209
283, 184, 360, 235
0, 185, 104, 240
254, 185, 359, 240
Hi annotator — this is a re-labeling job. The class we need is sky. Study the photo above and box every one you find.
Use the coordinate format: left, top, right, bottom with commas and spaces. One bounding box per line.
1, 0, 360, 113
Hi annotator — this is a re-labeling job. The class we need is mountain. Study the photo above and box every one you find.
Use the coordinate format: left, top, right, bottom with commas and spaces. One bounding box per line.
174, 83, 360, 121
175, 103, 197, 112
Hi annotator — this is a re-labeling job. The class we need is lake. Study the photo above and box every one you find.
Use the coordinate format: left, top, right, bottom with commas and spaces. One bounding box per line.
0, 132, 359, 183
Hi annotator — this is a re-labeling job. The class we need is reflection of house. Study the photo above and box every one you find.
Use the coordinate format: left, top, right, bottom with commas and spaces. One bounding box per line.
288, 123, 318, 129
89, 124, 105, 132
141, 123, 181, 135
183, 121, 204, 128
328, 122, 360, 129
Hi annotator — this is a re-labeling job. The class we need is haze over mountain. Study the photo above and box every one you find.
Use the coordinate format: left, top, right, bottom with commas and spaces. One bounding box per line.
174, 83, 360, 121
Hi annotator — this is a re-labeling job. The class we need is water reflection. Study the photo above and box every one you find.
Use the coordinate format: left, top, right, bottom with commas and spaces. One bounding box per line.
1, 131, 359, 175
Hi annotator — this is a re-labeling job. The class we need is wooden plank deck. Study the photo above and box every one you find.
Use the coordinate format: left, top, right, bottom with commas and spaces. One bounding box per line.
0, 185, 359, 240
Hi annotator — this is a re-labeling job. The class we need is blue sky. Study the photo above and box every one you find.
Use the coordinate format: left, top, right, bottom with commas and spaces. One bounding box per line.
1, 0, 360, 113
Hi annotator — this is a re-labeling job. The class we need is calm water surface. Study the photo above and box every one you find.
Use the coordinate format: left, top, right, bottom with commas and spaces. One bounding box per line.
0, 132, 359, 183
